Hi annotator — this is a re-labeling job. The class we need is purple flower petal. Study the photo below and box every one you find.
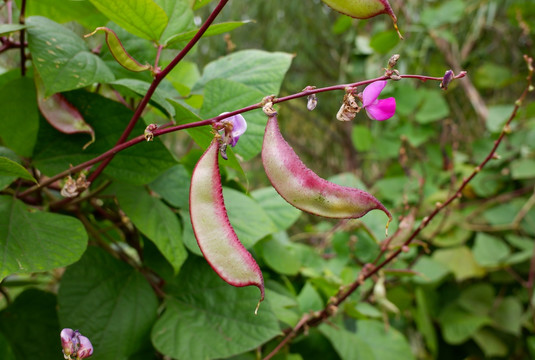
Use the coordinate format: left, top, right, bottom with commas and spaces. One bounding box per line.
362, 81, 387, 108
77, 335, 94, 359
365, 97, 396, 121
219, 113, 247, 147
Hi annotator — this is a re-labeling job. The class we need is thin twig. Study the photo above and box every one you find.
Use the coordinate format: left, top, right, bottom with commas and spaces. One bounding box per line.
19, 0, 26, 76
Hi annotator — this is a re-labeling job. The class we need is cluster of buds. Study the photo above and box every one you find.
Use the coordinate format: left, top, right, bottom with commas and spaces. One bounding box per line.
60, 329, 93, 359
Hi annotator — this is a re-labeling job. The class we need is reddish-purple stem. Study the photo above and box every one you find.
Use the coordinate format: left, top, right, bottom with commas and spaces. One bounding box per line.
19, 0, 26, 76
17, 72, 464, 199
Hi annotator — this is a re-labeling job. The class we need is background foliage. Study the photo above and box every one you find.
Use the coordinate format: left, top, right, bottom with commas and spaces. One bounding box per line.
0, 0, 534, 359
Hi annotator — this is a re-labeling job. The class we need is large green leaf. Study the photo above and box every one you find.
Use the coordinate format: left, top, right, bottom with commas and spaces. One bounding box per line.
149, 164, 191, 209
0, 289, 60, 360
432, 246, 485, 281
26, 16, 114, 96
14, 0, 106, 28
0, 24, 26, 36
115, 184, 187, 274
0, 195, 87, 280
251, 187, 301, 230
151, 257, 280, 360
437, 304, 492, 344
33, 90, 178, 185
89, 0, 168, 41
320, 319, 415, 360
110, 78, 176, 117
58, 247, 159, 360
200, 78, 266, 160
194, 49, 293, 95
260, 232, 302, 276
472, 233, 510, 267
222, 187, 278, 248
155, 0, 195, 46
0, 77, 39, 157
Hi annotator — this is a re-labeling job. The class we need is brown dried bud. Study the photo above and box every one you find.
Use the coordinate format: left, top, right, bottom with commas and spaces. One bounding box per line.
336, 91, 360, 121
388, 54, 400, 69
307, 94, 318, 111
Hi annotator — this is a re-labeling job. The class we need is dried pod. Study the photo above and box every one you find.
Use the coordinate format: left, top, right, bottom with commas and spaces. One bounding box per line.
262, 115, 392, 223
321, 0, 402, 38
190, 140, 264, 311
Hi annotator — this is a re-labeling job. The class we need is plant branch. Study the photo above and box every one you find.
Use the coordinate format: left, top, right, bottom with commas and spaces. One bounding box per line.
261, 56, 532, 359
18, 0, 26, 76
17, 71, 466, 199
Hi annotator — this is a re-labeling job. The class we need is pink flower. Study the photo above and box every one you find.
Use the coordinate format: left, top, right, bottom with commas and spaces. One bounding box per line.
60, 328, 93, 359
218, 113, 247, 147
362, 81, 396, 121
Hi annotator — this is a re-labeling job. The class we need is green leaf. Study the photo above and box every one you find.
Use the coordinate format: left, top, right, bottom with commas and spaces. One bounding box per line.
415, 89, 449, 123
0, 289, 60, 359
261, 232, 302, 276
0, 332, 16, 360
0, 148, 20, 190
26, 16, 115, 96
223, 187, 278, 248
0, 157, 36, 183
320, 323, 375, 360
200, 78, 266, 160
297, 282, 324, 313
432, 246, 485, 281
411, 256, 450, 284
33, 90, 178, 185
58, 247, 159, 360
369, 30, 400, 54
89, 0, 169, 41
437, 304, 492, 344
321, 319, 415, 360
511, 158, 535, 179
151, 257, 280, 360
491, 296, 523, 335
472, 328, 508, 358
115, 184, 187, 274
251, 187, 301, 231
458, 284, 495, 316
155, 0, 195, 46
164, 21, 253, 47
149, 164, 191, 209
0, 195, 87, 280
351, 125, 372, 152
194, 49, 293, 95
14, 0, 107, 29
0, 24, 26, 36
0, 77, 39, 157
392, 83, 423, 117
110, 78, 176, 117
420, 0, 465, 29
486, 105, 515, 133
472, 233, 510, 267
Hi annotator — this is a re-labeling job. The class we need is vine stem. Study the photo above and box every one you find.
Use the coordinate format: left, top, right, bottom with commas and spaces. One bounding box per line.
86, 0, 230, 183
19, 0, 26, 76
17, 72, 466, 199
262, 55, 533, 360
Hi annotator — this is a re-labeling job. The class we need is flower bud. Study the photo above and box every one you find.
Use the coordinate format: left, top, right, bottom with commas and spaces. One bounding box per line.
440, 70, 454, 90
388, 54, 400, 69
307, 94, 318, 111
60, 329, 76, 357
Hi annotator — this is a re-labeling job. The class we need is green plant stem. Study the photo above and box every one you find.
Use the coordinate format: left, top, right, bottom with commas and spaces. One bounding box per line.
262, 56, 532, 360
87, 0, 230, 183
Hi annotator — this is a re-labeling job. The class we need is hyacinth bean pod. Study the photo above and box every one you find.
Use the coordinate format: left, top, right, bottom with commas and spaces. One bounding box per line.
190, 140, 264, 311
321, 0, 402, 38
262, 115, 392, 225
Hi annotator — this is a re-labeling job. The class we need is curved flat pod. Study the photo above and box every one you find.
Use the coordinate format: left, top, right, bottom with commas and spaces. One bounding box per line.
262, 115, 392, 223
190, 140, 264, 309
321, 0, 402, 38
